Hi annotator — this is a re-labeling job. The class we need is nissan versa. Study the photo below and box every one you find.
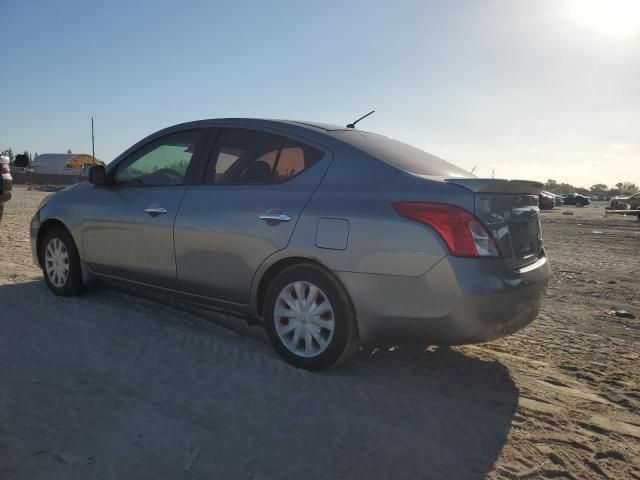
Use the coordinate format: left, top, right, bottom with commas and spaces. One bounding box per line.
30, 119, 550, 370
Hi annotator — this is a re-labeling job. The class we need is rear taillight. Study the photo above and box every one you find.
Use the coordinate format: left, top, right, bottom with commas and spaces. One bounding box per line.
392, 201, 500, 258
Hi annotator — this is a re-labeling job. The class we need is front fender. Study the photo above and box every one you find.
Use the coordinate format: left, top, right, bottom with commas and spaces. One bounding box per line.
36, 183, 92, 260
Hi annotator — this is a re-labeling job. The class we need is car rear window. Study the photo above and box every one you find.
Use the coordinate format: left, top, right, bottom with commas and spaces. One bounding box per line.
330, 130, 471, 178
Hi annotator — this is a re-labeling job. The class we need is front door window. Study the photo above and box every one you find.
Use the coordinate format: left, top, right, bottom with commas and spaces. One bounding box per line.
113, 130, 202, 186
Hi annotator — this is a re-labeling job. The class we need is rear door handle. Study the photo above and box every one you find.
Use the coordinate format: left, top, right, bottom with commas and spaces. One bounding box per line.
145, 207, 168, 215
259, 211, 291, 223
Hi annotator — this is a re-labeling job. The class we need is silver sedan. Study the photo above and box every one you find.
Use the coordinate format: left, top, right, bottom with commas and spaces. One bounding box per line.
30, 119, 550, 370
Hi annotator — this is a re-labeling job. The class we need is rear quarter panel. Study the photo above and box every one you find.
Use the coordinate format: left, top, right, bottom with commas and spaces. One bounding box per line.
267, 143, 475, 277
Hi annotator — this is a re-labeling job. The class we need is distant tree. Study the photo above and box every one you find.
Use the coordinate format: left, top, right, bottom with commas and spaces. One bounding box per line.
617, 182, 638, 195
7, 148, 13, 160
528, 179, 635, 199
590, 184, 608, 197
557, 182, 576, 194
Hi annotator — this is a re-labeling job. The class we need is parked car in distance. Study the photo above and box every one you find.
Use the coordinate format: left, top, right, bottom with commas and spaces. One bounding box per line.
29, 119, 551, 370
0, 154, 29, 222
611, 192, 640, 210
562, 193, 591, 207
553, 194, 563, 206
539, 191, 556, 210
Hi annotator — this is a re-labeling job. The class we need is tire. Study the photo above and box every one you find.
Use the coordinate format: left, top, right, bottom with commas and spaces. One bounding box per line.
263, 263, 358, 371
40, 226, 85, 296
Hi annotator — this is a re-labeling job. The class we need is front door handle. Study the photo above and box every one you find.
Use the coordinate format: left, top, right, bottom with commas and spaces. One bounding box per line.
259, 211, 291, 223
144, 207, 168, 215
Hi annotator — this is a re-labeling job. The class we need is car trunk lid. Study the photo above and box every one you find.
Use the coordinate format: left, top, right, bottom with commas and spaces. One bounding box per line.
446, 178, 544, 269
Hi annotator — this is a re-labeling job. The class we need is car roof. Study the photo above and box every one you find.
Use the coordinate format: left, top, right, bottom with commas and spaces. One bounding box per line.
129, 118, 471, 179
277, 120, 351, 131
107, 118, 376, 165
165, 118, 377, 134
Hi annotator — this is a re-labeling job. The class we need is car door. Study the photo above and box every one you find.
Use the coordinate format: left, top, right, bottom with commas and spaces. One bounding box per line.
81, 128, 207, 288
173, 127, 332, 305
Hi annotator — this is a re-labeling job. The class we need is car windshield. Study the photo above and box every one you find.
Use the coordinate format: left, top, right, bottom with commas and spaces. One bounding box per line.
330, 130, 472, 178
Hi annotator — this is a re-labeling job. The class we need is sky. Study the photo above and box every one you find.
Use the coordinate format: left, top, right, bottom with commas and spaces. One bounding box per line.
1, 0, 639, 188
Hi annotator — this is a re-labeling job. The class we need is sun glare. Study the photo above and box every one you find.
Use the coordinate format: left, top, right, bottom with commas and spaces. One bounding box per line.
564, 0, 640, 38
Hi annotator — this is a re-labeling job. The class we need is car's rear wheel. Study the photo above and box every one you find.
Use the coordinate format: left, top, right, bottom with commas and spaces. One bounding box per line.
263, 263, 358, 370
40, 226, 84, 296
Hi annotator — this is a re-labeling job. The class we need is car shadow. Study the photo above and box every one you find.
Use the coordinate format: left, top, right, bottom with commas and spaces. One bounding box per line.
1, 280, 518, 480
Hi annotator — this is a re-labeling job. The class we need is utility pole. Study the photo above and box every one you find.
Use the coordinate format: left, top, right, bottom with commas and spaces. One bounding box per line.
91, 116, 95, 162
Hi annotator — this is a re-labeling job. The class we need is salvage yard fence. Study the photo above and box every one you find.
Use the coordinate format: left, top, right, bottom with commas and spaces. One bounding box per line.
11, 172, 84, 186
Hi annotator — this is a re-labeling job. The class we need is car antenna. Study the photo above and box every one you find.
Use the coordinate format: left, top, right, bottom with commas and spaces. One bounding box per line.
346, 110, 375, 129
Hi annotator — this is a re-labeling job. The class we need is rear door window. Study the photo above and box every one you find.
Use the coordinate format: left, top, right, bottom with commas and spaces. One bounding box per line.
205, 128, 322, 185
273, 142, 307, 183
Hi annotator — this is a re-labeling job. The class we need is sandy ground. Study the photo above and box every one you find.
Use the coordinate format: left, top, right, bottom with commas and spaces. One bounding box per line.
1, 186, 638, 480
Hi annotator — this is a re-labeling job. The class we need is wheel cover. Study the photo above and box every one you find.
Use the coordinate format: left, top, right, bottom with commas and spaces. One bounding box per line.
274, 281, 336, 358
44, 237, 69, 288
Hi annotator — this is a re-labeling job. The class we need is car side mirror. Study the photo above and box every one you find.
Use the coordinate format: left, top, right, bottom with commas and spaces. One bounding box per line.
13, 154, 29, 168
88, 165, 107, 185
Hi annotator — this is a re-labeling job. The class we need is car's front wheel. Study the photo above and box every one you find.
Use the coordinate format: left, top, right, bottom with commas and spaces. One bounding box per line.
264, 263, 358, 371
40, 226, 85, 296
